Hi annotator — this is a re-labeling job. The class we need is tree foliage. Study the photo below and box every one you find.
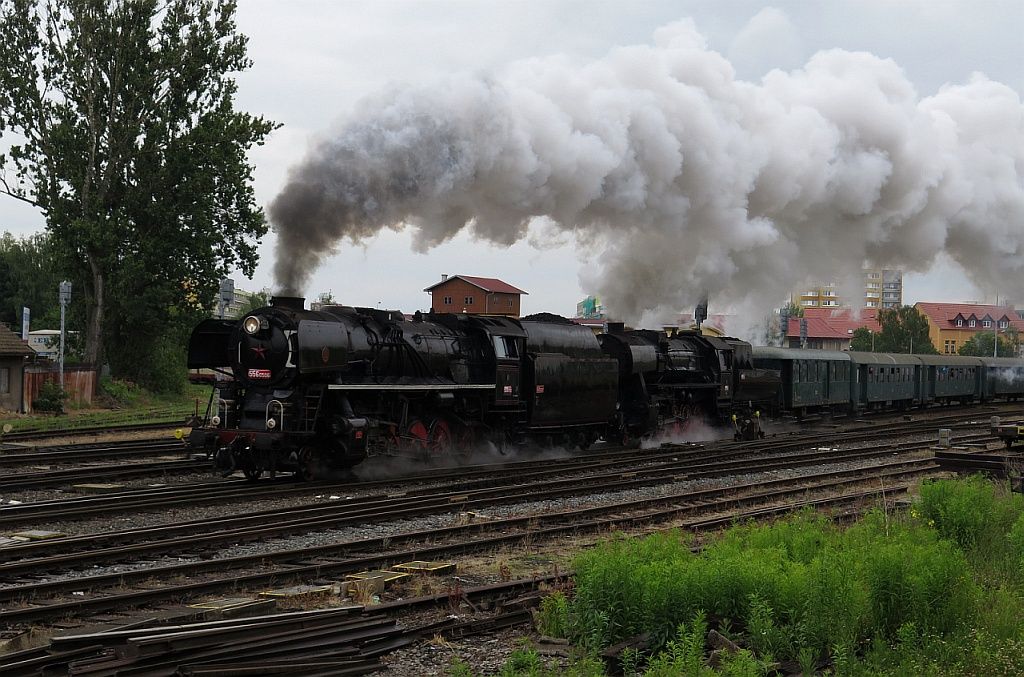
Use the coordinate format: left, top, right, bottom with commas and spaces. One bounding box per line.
235, 287, 269, 316
0, 231, 64, 328
848, 306, 938, 354
959, 327, 1020, 357
0, 0, 275, 391
781, 301, 804, 318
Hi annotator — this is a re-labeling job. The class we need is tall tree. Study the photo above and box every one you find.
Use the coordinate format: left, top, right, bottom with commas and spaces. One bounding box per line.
849, 306, 937, 354
0, 0, 274, 388
0, 231, 64, 328
959, 327, 1020, 357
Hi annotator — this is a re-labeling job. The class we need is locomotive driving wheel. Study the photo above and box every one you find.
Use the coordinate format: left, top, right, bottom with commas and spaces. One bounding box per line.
403, 419, 430, 454
426, 418, 454, 458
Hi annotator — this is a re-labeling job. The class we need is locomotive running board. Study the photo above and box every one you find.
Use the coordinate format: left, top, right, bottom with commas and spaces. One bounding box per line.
327, 384, 497, 391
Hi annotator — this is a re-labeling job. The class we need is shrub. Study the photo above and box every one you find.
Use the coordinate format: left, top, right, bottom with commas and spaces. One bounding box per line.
498, 648, 543, 677
918, 476, 1024, 579
569, 507, 981, 666
447, 657, 474, 677
537, 590, 571, 638
97, 377, 139, 408
32, 381, 67, 414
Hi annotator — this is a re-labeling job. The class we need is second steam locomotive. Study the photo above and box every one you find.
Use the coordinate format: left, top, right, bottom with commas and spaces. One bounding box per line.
186, 297, 778, 479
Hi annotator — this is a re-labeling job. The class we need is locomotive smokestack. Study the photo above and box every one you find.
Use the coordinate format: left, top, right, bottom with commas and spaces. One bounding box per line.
270, 296, 305, 311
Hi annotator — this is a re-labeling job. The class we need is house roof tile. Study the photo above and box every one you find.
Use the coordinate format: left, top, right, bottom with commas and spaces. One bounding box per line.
915, 302, 1024, 332
0, 324, 33, 357
423, 275, 528, 295
786, 308, 881, 339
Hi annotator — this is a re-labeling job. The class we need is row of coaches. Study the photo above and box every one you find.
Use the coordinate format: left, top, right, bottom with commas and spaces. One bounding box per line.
752, 347, 1024, 415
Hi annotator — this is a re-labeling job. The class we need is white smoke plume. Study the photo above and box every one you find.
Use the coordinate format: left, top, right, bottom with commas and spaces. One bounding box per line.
270, 19, 1024, 322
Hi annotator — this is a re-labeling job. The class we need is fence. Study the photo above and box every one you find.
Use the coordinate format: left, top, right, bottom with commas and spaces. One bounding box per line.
23, 365, 95, 413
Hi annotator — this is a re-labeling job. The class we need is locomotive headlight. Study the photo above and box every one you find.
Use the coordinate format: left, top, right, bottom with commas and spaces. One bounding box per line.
266, 417, 277, 429
211, 415, 221, 426
243, 316, 261, 335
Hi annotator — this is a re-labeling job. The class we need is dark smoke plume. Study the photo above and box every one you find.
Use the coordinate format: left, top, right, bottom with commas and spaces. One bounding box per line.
270, 19, 1024, 321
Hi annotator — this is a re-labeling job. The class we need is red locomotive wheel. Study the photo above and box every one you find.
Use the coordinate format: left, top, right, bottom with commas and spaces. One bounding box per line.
404, 420, 430, 452
427, 418, 453, 457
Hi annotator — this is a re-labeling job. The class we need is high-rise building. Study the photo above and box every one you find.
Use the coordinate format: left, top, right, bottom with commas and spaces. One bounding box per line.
793, 268, 903, 310
575, 295, 604, 319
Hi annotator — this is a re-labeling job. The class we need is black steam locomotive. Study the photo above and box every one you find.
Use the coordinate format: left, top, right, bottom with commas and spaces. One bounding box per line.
186, 297, 779, 479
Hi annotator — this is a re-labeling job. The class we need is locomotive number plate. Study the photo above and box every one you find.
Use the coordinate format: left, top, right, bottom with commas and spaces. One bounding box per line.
248, 368, 272, 379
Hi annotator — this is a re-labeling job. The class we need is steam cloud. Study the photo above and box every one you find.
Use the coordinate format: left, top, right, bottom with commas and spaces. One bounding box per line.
270, 19, 1024, 321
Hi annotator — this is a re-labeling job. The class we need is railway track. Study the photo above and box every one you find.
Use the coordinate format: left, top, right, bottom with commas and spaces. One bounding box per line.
0, 575, 558, 676
0, 420, 189, 444
0, 435, 955, 575
0, 438, 186, 468
0, 406, 1014, 670
0, 459, 209, 492
0, 411, 993, 526
0, 455, 933, 626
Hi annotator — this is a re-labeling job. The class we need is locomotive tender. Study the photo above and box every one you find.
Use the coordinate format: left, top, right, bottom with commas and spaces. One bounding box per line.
186, 297, 779, 479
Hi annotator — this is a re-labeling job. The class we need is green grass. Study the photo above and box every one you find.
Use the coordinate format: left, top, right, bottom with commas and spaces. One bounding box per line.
1, 382, 209, 434
466, 477, 1024, 676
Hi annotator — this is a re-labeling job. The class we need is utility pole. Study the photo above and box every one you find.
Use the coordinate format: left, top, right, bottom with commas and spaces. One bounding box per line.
58, 281, 71, 388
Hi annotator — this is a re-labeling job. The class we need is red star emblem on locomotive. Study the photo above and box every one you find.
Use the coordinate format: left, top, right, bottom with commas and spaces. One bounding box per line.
250, 346, 267, 360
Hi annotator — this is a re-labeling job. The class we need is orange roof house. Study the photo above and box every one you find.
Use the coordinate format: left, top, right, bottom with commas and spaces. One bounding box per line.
424, 275, 528, 317
914, 302, 1024, 355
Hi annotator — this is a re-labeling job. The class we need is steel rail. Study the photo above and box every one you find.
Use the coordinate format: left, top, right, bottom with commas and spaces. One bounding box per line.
0, 459, 932, 625
0, 431, 957, 573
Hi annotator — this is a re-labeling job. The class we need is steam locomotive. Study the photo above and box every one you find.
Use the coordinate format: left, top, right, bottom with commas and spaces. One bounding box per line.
186, 297, 780, 479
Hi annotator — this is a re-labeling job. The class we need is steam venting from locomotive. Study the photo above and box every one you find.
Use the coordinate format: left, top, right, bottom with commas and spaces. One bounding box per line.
270, 18, 1024, 318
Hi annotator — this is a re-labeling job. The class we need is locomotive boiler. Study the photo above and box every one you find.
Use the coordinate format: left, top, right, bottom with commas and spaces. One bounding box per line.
599, 326, 779, 442
186, 297, 779, 479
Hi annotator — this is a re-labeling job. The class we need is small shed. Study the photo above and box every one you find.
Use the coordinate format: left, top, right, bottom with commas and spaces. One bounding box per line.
0, 324, 33, 413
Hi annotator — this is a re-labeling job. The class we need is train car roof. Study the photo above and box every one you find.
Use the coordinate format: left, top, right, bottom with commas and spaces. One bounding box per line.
751, 347, 851, 361
846, 351, 922, 365
977, 356, 1024, 367
914, 355, 985, 366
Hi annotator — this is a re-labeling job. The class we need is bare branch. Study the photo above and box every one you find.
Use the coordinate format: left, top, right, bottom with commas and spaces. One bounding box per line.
0, 172, 40, 208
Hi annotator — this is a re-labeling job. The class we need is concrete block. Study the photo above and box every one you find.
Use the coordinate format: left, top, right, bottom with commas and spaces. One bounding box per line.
392, 561, 457, 575
10, 529, 65, 540
72, 483, 125, 493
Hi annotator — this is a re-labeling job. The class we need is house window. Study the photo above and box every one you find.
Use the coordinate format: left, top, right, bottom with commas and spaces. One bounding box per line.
443, 296, 452, 305
0, 367, 8, 394
955, 319, 963, 327
983, 320, 992, 328
1000, 320, 1008, 328
969, 319, 976, 327
464, 296, 474, 305
509, 298, 514, 307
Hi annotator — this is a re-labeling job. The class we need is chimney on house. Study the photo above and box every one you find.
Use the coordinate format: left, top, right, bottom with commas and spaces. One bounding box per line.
441, 274, 448, 281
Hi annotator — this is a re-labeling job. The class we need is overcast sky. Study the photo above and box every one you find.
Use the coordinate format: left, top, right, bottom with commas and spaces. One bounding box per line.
2, 0, 1022, 316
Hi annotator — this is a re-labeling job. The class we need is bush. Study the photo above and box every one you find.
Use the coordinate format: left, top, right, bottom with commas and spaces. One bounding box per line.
569, 508, 980, 666
32, 381, 68, 414
918, 476, 1024, 579
97, 377, 140, 408
537, 590, 571, 638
